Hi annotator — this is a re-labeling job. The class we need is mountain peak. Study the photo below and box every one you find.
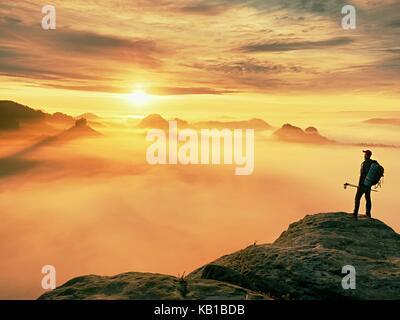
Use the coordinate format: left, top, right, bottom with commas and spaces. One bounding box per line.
60, 118, 101, 139
137, 114, 168, 129
274, 123, 334, 144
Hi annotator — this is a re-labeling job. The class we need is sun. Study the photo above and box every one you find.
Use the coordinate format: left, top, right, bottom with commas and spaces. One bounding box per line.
129, 89, 151, 105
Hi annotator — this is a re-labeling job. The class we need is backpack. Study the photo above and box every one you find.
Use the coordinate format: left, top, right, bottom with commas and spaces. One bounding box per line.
364, 161, 385, 187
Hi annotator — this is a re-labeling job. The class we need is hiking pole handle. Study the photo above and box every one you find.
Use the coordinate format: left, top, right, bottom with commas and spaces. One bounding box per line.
344, 183, 378, 192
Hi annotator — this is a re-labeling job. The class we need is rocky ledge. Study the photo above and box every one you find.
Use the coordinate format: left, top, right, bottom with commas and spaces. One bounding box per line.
39, 213, 400, 300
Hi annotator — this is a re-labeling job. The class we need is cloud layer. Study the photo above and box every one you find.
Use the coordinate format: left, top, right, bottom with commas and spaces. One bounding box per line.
0, 0, 399, 95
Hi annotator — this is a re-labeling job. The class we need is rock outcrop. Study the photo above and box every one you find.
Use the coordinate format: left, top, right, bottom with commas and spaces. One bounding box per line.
38, 273, 270, 300
190, 213, 400, 300
274, 124, 334, 144
60, 118, 102, 139
38, 213, 400, 300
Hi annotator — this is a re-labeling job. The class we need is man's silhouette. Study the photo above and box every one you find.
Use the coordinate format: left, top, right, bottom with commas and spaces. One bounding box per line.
353, 150, 373, 219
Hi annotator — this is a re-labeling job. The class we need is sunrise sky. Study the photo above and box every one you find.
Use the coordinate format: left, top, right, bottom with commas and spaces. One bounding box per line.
1, 0, 399, 116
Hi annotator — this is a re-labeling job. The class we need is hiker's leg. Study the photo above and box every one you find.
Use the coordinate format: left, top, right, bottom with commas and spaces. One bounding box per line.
354, 188, 363, 217
365, 189, 372, 217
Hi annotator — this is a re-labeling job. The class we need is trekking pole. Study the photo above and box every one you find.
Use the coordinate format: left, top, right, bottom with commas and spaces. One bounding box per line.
344, 183, 379, 192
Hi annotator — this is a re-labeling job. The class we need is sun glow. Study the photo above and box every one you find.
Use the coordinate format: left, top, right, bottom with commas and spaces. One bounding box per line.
129, 89, 151, 105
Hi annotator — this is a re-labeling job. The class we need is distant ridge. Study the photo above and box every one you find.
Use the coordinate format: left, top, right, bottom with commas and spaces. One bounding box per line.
195, 118, 272, 130
77, 113, 101, 120
0, 100, 101, 133
363, 118, 400, 126
47, 112, 75, 124
274, 124, 335, 144
0, 100, 45, 130
137, 114, 272, 131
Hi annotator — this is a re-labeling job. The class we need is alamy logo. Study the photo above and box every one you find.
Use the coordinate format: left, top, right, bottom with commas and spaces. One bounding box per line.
39, 5, 356, 31
341, 265, 356, 290
342, 5, 356, 30
41, 265, 56, 290
41, 5, 56, 30
146, 121, 255, 175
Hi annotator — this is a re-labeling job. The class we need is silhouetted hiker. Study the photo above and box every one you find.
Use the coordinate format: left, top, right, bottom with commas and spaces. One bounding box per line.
353, 150, 374, 219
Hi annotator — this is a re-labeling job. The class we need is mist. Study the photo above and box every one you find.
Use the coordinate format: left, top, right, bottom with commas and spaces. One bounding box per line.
0, 113, 399, 299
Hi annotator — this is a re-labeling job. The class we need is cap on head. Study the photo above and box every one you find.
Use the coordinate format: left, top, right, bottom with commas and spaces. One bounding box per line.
363, 150, 372, 158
